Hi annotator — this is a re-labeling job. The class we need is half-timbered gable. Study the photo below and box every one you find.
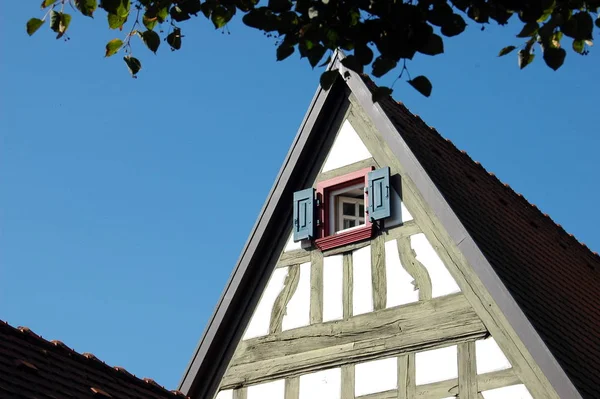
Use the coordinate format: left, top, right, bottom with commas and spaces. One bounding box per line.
179, 53, 599, 399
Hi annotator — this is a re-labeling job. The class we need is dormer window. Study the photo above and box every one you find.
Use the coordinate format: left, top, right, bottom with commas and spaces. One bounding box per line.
292, 166, 390, 251
333, 187, 365, 233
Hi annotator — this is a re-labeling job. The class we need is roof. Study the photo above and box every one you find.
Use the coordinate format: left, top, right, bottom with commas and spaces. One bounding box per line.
179, 52, 597, 399
372, 85, 600, 399
0, 320, 186, 399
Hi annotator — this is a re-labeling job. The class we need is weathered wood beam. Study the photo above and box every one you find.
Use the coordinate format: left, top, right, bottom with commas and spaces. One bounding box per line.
270, 265, 300, 334
382, 222, 421, 242
355, 368, 519, 399
277, 250, 311, 268
458, 341, 477, 398
310, 250, 323, 324
371, 235, 386, 311
284, 377, 299, 399
343, 253, 353, 320
221, 294, 486, 389
397, 236, 432, 301
322, 239, 370, 257
397, 354, 415, 399
341, 364, 355, 399
316, 158, 379, 183
233, 388, 247, 399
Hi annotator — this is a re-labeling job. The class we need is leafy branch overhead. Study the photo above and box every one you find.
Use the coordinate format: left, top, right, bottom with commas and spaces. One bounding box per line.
28, 0, 600, 98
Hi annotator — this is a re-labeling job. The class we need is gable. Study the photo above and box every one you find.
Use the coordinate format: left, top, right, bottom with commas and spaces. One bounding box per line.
179, 55, 586, 399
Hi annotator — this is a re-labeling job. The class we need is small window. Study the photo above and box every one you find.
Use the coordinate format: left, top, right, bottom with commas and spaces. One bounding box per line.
292, 166, 390, 251
334, 188, 365, 233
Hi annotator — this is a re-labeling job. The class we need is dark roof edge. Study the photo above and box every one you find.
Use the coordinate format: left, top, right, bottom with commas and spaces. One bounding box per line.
337, 62, 582, 399
178, 51, 345, 396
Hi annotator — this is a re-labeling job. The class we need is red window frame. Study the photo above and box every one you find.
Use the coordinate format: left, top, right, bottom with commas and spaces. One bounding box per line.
314, 167, 375, 251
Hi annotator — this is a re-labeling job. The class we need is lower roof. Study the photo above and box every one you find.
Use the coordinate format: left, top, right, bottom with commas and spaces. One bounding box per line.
0, 320, 185, 399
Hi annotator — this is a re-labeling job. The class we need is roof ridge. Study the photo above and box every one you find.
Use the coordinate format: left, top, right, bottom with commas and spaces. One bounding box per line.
2, 320, 186, 398
381, 90, 599, 264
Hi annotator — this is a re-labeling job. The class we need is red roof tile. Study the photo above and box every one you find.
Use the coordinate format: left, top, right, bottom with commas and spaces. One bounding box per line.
0, 320, 186, 399
372, 83, 600, 398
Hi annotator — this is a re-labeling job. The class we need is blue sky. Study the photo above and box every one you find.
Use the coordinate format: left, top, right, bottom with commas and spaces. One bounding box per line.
1, 3, 599, 391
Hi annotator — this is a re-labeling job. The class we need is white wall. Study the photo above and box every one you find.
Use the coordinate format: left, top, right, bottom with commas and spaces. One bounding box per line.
352, 245, 373, 315
384, 240, 419, 307
215, 390, 233, 399
410, 233, 460, 297
244, 267, 288, 339
282, 262, 311, 331
299, 368, 341, 399
476, 337, 512, 374
323, 255, 344, 322
481, 384, 533, 399
284, 232, 302, 252
322, 120, 372, 172
415, 345, 458, 385
247, 380, 285, 399
354, 357, 397, 396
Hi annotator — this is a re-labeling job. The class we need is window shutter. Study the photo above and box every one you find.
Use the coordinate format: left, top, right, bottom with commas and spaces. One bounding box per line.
293, 188, 315, 242
368, 167, 391, 221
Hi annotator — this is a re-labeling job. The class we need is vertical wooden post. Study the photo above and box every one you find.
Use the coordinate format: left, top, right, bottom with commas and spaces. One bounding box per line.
233, 387, 247, 399
342, 252, 353, 319
310, 250, 324, 324
371, 235, 387, 311
458, 341, 478, 399
341, 364, 355, 399
397, 354, 415, 399
285, 377, 300, 399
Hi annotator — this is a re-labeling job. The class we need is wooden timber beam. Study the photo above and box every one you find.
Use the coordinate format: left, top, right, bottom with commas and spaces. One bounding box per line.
220, 294, 487, 389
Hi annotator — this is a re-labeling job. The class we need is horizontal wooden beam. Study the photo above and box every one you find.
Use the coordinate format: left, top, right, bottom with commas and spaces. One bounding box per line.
356, 368, 520, 399
277, 249, 311, 268
221, 294, 487, 389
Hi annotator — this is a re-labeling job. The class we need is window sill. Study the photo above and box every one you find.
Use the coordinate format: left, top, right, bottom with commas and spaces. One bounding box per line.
314, 224, 374, 251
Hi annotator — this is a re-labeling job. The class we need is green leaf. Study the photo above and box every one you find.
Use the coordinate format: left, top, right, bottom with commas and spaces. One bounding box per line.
354, 45, 373, 65
498, 45, 517, 56
419, 34, 444, 56
319, 69, 338, 91
518, 49, 535, 69
157, 7, 169, 22
307, 44, 326, 68
372, 56, 397, 78
75, 0, 97, 17
57, 13, 71, 38
340, 55, 363, 73
105, 38, 123, 57
268, 0, 292, 13
141, 30, 160, 53
26, 18, 44, 36
170, 5, 191, 22
441, 14, 466, 37
143, 14, 157, 30
108, 12, 127, 29
50, 10, 61, 33
166, 28, 182, 50
41, 0, 57, 8
572, 39, 584, 54
371, 86, 393, 103
123, 56, 142, 76
543, 47, 566, 70
408, 76, 432, 97
516, 22, 539, 38
276, 44, 295, 61
562, 12, 594, 40
211, 6, 232, 29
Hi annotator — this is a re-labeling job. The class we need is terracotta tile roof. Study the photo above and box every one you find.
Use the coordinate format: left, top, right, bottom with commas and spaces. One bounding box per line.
0, 320, 186, 399
371, 82, 600, 398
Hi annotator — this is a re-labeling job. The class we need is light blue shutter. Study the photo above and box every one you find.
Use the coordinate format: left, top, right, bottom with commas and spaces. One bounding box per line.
293, 188, 315, 242
368, 167, 391, 221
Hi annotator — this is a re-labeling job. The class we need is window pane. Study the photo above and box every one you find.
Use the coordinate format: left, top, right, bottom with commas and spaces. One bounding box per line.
343, 202, 356, 216
343, 219, 356, 229
359, 204, 365, 216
